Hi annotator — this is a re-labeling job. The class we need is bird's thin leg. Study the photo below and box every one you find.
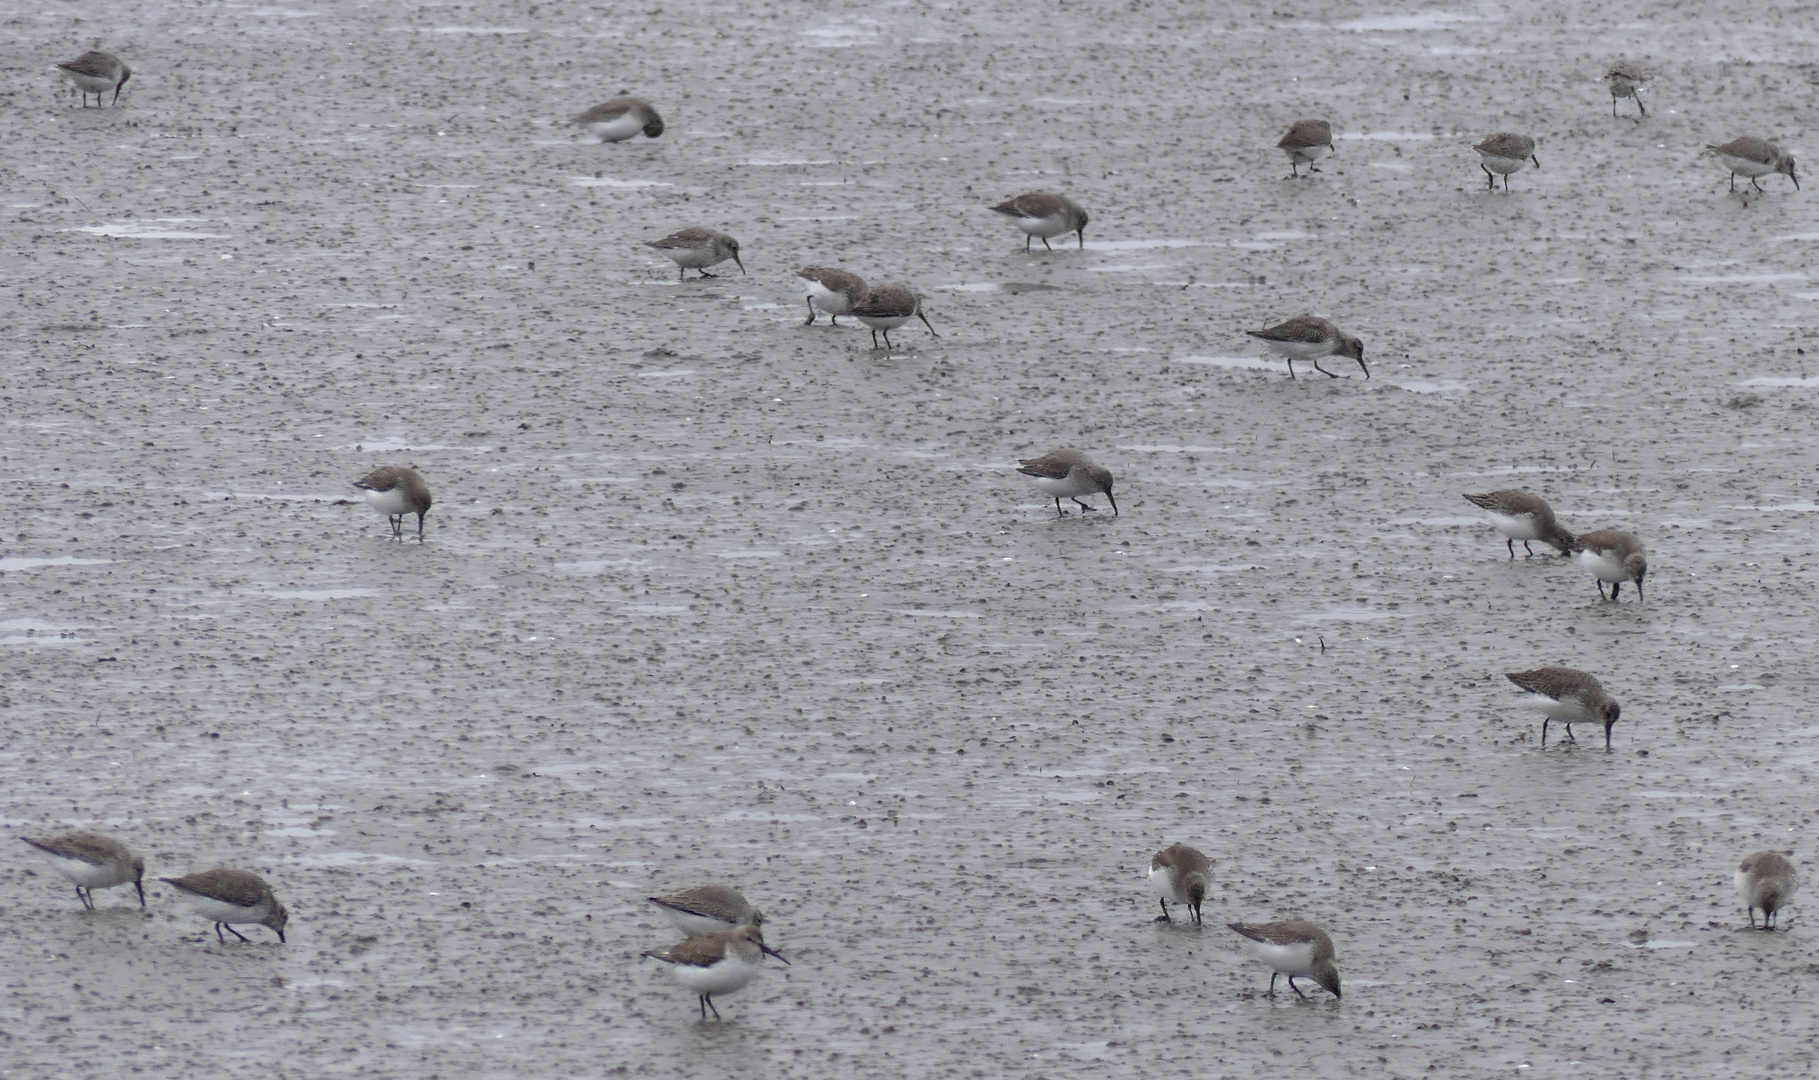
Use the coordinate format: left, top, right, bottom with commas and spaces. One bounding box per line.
1747, 907, 1758, 929
1285, 357, 1297, 380
1541, 719, 1550, 748
699, 269, 718, 278
831, 314, 840, 325
1596, 581, 1608, 600
703, 994, 721, 1019
1636, 98, 1646, 118
77, 886, 94, 911
1729, 173, 1738, 193
676, 266, 685, 282
1156, 898, 1171, 923
1267, 972, 1279, 997
1289, 975, 1308, 999
1074, 498, 1098, 513
214, 923, 228, 944
870, 328, 880, 348
803, 296, 816, 325
416, 514, 426, 542
225, 923, 251, 943
1753, 177, 1766, 194
1484, 164, 1495, 190
1190, 903, 1202, 926
1506, 538, 1516, 559
1523, 540, 1535, 557
1612, 96, 1619, 118
1312, 360, 1341, 378
1040, 236, 1053, 252
1611, 582, 1623, 600
1562, 724, 1576, 744
881, 329, 894, 350
1053, 497, 1065, 518
1024, 235, 1032, 253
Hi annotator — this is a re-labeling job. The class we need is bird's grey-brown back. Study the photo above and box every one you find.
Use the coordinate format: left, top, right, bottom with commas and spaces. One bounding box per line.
649, 882, 762, 929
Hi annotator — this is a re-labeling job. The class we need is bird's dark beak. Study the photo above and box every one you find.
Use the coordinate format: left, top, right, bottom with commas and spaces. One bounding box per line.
1532, 156, 1541, 170
1106, 492, 1118, 517
762, 945, 790, 965
1357, 356, 1370, 379
134, 880, 146, 907
276, 928, 286, 943
917, 310, 939, 337
733, 253, 746, 275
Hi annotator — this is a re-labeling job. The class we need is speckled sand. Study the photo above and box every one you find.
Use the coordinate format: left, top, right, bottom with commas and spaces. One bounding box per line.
4, 1, 1818, 1077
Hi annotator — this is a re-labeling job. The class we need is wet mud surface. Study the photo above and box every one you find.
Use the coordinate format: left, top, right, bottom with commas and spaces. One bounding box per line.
3, 0, 1819, 1077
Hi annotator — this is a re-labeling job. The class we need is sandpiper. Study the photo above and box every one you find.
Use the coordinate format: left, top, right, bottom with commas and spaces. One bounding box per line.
1227, 920, 1341, 1000
571, 95, 664, 142
19, 832, 145, 910
160, 868, 288, 943
1604, 64, 1646, 118
797, 267, 866, 326
1575, 528, 1646, 600
1277, 119, 1335, 179
57, 51, 131, 107
1245, 316, 1367, 380
1736, 851, 1798, 930
648, 883, 764, 935
1473, 133, 1539, 191
644, 924, 788, 1019
989, 192, 1088, 252
1462, 490, 1575, 558
851, 283, 937, 349
1707, 137, 1798, 194
1505, 667, 1620, 748
1150, 843, 1211, 925
645, 227, 744, 281
1017, 449, 1117, 517
354, 465, 432, 541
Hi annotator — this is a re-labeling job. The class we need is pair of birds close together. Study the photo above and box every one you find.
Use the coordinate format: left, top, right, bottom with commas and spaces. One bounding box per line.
1268, 114, 1543, 193
642, 883, 787, 1018
1149, 843, 1342, 1000
19, 832, 288, 943
1463, 489, 1648, 602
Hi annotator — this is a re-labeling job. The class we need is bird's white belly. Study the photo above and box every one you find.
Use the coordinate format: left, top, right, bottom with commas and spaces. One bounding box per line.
1487, 512, 1543, 541
62, 71, 117, 94
666, 956, 760, 996
662, 246, 719, 269
806, 280, 855, 315
1030, 473, 1095, 500
1576, 548, 1628, 583
1246, 939, 1318, 976
1716, 152, 1774, 178
1012, 212, 1070, 239
178, 894, 263, 924
1477, 153, 1528, 176
364, 488, 412, 517
1283, 144, 1330, 166
1528, 693, 1589, 721
583, 113, 644, 142
44, 854, 127, 890
856, 312, 911, 331
1149, 865, 1178, 902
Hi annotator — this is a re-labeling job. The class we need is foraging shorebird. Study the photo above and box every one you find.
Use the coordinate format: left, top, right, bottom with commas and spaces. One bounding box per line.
1461, 490, 1576, 557
1604, 64, 1646, 118
571, 95, 664, 142
19, 832, 145, 910
1506, 666, 1621, 748
160, 868, 288, 943
1277, 119, 1335, 179
645, 227, 744, 281
796, 267, 866, 326
648, 883, 764, 935
1228, 920, 1341, 1000
1575, 528, 1646, 601
353, 465, 432, 541
1245, 316, 1367, 379
644, 925, 788, 1019
1707, 137, 1798, 194
851, 283, 937, 349
1736, 851, 1798, 930
1149, 843, 1211, 925
1473, 133, 1539, 191
56, 51, 131, 107
1016, 449, 1117, 517
989, 192, 1088, 252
